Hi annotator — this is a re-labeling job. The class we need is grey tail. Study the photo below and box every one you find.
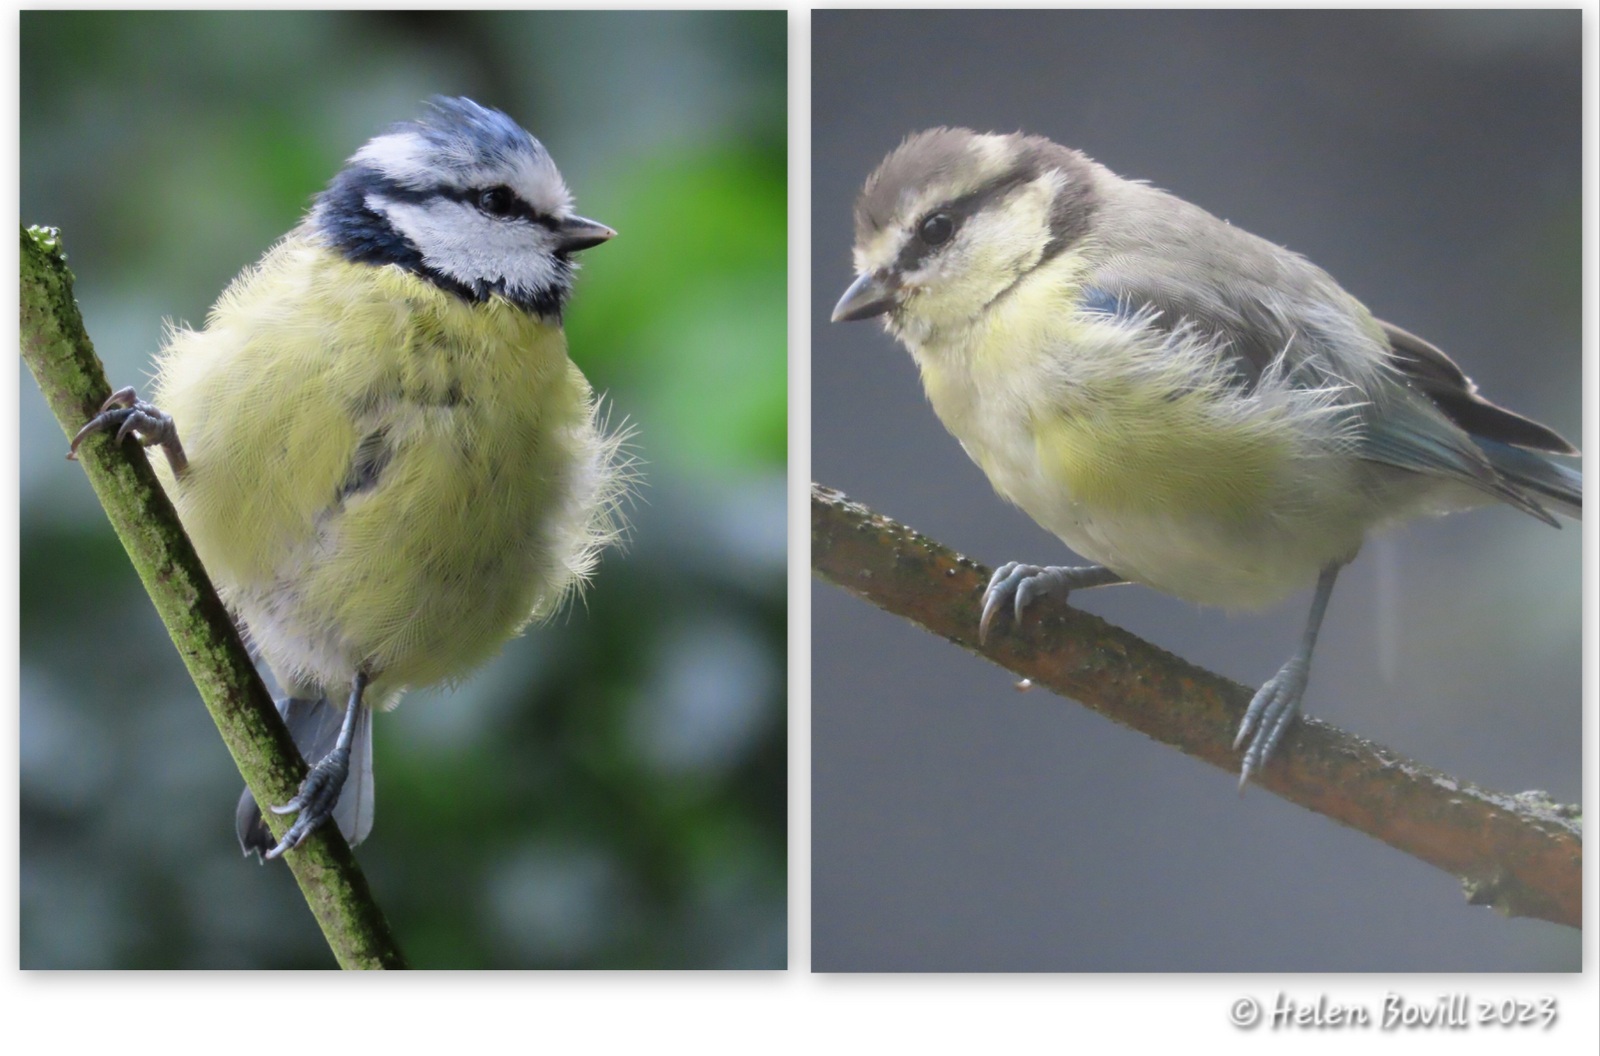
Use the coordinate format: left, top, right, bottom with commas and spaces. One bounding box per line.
236, 695, 375, 860
1473, 437, 1582, 523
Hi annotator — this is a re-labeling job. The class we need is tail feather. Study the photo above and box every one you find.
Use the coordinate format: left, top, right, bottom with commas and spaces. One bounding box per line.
1474, 436, 1582, 522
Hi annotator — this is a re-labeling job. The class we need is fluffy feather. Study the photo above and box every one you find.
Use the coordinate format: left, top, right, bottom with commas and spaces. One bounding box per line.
836, 126, 1580, 780
134, 99, 626, 853
839, 128, 1579, 608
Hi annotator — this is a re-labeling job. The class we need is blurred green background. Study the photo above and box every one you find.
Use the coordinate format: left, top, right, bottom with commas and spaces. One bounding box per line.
19, 10, 787, 969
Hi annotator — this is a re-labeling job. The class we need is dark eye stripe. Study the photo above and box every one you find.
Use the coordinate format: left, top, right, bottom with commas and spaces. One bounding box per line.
892, 166, 1036, 274
438, 184, 558, 229
343, 169, 559, 231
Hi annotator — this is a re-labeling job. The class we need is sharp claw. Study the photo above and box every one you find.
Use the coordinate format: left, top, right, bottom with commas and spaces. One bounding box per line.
978, 563, 1117, 646
260, 746, 352, 858
1233, 696, 1262, 750
264, 810, 322, 859
68, 417, 107, 459
100, 386, 136, 413
262, 829, 299, 861
978, 562, 1019, 644
1233, 662, 1309, 782
978, 592, 1004, 644
66, 386, 188, 474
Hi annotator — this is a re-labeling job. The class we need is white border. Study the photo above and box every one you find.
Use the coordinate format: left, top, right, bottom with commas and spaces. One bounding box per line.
5, 2, 1595, 1054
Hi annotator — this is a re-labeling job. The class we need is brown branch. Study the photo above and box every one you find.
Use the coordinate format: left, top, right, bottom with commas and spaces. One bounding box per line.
21, 225, 407, 969
812, 482, 1580, 929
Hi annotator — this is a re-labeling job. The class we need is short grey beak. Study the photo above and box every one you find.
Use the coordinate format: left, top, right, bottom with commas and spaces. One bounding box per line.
556, 215, 616, 253
831, 271, 897, 322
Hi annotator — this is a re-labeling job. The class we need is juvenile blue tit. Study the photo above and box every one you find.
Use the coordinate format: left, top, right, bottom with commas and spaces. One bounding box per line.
833, 128, 1580, 784
72, 97, 629, 858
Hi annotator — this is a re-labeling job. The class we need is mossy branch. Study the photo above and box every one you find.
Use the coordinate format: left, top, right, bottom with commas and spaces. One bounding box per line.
812, 482, 1580, 930
20, 226, 407, 969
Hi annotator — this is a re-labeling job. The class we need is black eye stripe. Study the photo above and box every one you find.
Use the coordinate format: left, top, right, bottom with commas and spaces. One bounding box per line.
332, 168, 562, 231
439, 185, 558, 229
893, 166, 1037, 274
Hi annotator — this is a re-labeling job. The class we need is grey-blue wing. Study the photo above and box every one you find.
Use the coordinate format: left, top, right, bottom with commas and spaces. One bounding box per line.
1076, 270, 1572, 523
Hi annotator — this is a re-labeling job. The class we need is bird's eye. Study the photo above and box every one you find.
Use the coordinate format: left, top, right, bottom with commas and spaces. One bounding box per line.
918, 212, 955, 246
477, 186, 517, 218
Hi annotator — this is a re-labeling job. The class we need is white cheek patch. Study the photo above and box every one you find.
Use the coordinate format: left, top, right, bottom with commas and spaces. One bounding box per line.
902, 174, 1058, 287
372, 195, 565, 299
894, 173, 1068, 328
964, 175, 1059, 274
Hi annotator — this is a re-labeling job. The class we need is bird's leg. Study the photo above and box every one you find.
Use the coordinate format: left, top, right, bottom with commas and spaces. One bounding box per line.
265, 670, 368, 859
1234, 561, 1344, 787
979, 562, 1125, 643
68, 386, 189, 476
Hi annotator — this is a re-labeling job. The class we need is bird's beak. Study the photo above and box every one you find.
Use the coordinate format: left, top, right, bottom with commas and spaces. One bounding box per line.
831, 270, 898, 322
555, 215, 616, 253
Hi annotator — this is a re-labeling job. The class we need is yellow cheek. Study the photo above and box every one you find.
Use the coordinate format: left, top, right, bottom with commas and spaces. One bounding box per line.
1031, 384, 1292, 524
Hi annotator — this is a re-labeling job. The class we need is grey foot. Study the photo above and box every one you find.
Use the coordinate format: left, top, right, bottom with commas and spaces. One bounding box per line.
1231, 561, 1342, 787
264, 746, 351, 860
1233, 657, 1311, 787
979, 562, 1123, 643
68, 386, 189, 473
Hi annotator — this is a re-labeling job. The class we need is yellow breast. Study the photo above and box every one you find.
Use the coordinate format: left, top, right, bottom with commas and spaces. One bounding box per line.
1029, 381, 1292, 524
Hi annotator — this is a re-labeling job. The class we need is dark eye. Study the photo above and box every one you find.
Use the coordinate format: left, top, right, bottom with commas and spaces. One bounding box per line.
918, 211, 955, 246
477, 186, 517, 218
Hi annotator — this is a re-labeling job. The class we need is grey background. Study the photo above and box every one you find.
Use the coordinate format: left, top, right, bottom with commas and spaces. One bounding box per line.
812, 10, 1582, 971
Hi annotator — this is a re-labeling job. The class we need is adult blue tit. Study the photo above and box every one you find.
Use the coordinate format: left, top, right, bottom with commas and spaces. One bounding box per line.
71, 97, 630, 858
832, 128, 1580, 784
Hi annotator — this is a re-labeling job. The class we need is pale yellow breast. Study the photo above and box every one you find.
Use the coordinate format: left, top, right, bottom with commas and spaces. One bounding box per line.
152, 234, 604, 693
1028, 380, 1292, 524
